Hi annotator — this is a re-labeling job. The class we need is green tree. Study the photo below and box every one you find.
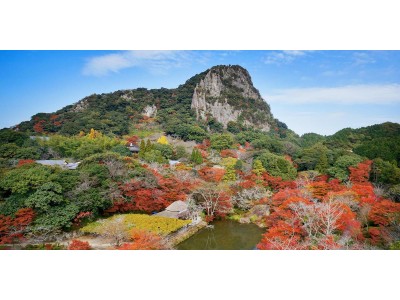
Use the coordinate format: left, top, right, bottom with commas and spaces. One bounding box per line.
315, 151, 329, 174
295, 143, 329, 171
227, 121, 241, 134
327, 154, 363, 181
0, 143, 19, 159
174, 146, 187, 160
0, 164, 53, 194
372, 158, 400, 184
257, 151, 297, 180
153, 143, 174, 160
32, 203, 80, 231
208, 119, 223, 132
145, 140, 153, 152
139, 140, 146, 158
0, 129, 28, 147
142, 150, 167, 164
300, 133, 325, 148
111, 145, 131, 157
191, 148, 203, 165
25, 182, 65, 212
210, 134, 234, 151
234, 159, 244, 171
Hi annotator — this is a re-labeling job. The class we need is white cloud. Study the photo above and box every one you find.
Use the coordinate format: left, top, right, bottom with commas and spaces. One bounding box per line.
353, 52, 376, 66
264, 50, 307, 65
265, 84, 400, 104
82, 50, 192, 76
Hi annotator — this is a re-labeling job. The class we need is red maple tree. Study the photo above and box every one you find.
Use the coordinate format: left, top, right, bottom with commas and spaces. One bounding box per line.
198, 167, 226, 183
68, 239, 91, 250
0, 208, 35, 245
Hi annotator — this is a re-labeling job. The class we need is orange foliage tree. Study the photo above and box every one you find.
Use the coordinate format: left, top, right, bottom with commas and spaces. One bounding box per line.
196, 139, 211, 151
368, 200, 400, 227
68, 239, 91, 250
33, 119, 45, 133
118, 229, 166, 250
125, 135, 139, 146
220, 149, 238, 158
349, 160, 372, 183
198, 167, 225, 183
262, 172, 296, 191
17, 159, 36, 167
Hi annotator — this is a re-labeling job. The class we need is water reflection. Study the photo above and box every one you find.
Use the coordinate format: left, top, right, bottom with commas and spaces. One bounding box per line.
177, 220, 265, 250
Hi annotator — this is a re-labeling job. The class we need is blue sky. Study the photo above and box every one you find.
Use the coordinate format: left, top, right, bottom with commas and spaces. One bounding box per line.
0, 50, 399, 135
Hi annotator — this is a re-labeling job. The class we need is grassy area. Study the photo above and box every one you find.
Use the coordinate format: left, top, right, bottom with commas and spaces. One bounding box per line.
81, 214, 191, 236
129, 127, 162, 139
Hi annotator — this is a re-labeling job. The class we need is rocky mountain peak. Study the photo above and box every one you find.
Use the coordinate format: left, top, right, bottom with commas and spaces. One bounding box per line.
191, 65, 274, 132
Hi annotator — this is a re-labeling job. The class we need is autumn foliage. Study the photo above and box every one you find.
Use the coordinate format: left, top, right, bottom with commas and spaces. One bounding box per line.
349, 160, 372, 183
68, 239, 91, 250
33, 119, 45, 133
256, 160, 400, 250
220, 149, 238, 158
198, 167, 225, 182
125, 135, 139, 146
368, 200, 400, 226
196, 139, 211, 150
118, 229, 165, 250
262, 172, 296, 191
106, 169, 194, 214
17, 159, 36, 167
0, 208, 35, 245
73, 211, 93, 226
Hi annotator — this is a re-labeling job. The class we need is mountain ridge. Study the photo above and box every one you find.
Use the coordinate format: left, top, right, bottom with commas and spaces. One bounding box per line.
13, 65, 279, 140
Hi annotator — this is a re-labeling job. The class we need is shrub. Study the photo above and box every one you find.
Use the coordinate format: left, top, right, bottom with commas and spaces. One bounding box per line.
81, 214, 191, 236
256, 151, 297, 181
68, 239, 91, 250
220, 149, 238, 158
210, 134, 234, 151
118, 229, 166, 250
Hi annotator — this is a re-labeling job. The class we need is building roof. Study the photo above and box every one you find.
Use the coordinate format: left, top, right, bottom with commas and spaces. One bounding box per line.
128, 143, 140, 152
36, 160, 67, 166
165, 200, 188, 212
66, 162, 80, 170
154, 210, 180, 219
30, 136, 50, 141
169, 160, 180, 166
36, 160, 80, 170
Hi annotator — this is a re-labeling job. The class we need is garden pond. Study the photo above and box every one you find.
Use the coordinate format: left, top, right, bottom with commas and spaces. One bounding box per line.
176, 220, 265, 250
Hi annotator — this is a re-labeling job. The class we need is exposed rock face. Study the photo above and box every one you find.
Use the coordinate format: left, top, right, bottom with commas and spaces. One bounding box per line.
70, 98, 89, 113
143, 105, 157, 118
191, 65, 274, 131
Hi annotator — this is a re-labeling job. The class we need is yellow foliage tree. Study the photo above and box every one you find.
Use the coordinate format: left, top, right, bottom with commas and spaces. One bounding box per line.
157, 135, 169, 145
252, 159, 266, 176
221, 157, 238, 182
88, 128, 102, 139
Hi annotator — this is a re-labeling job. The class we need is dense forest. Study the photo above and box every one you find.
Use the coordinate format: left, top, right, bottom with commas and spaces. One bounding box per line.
1, 66, 399, 250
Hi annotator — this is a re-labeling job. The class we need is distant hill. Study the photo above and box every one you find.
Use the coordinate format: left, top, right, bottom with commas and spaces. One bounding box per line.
325, 122, 400, 164
13, 65, 281, 141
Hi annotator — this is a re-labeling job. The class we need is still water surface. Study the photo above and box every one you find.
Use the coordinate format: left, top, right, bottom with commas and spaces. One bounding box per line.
177, 220, 265, 250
